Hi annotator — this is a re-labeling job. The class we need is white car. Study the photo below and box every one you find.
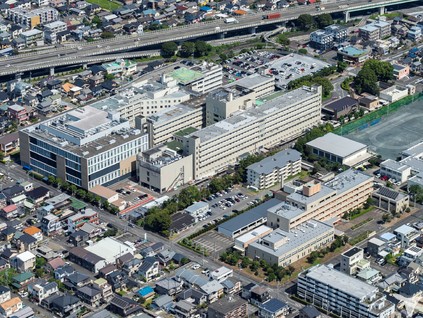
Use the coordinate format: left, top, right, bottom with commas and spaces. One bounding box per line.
191, 263, 201, 270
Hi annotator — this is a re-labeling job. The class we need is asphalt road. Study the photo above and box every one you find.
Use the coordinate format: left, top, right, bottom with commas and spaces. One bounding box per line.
0, 0, 414, 74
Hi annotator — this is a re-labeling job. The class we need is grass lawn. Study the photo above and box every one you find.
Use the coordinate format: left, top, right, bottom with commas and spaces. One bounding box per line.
86, 0, 121, 10
350, 206, 374, 220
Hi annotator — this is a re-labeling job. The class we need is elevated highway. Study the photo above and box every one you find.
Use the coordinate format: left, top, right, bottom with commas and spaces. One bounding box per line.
1, 0, 420, 75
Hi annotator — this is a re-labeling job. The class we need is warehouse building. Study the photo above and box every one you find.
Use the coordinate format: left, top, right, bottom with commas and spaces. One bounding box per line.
298, 264, 395, 318
306, 133, 370, 167
182, 86, 322, 180
19, 106, 148, 189
246, 149, 302, 190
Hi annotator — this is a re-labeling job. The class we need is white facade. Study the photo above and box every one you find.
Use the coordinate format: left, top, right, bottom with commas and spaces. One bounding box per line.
379, 85, 409, 103
185, 201, 210, 221
380, 159, 411, 183
91, 76, 190, 124
146, 104, 203, 146
209, 266, 233, 282
170, 64, 223, 95
247, 149, 302, 190
298, 265, 395, 318
182, 86, 322, 180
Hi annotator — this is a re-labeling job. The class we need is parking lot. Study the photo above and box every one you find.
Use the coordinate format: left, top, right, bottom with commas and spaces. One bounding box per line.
223, 50, 281, 82
266, 53, 330, 88
191, 230, 234, 257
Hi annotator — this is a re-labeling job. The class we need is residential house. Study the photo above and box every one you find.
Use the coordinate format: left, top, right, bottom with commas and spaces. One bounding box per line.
46, 257, 65, 272
16, 233, 37, 252
8, 104, 28, 123
155, 278, 183, 296
250, 286, 271, 306
152, 294, 173, 311
43, 294, 82, 317
176, 288, 207, 305
11, 251, 36, 272
77, 286, 102, 307
68, 230, 89, 247
121, 258, 142, 276
138, 257, 159, 282
65, 272, 91, 290
199, 280, 224, 303
28, 281, 59, 304
259, 298, 289, 318
174, 300, 196, 318
0, 297, 23, 317
0, 286, 11, 304
0, 132, 19, 156
92, 278, 113, 303
221, 278, 242, 295
12, 272, 35, 290
22, 226, 43, 242
106, 270, 128, 292
108, 295, 142, 317
26, 187, 50, 205
54, 265, 75, 282
1, 205, 19, 220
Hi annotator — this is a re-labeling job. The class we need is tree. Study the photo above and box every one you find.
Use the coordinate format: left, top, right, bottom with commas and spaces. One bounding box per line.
307, 251, 319, 263
76, 189, 86, 200
144, 210, 171, 236
161, 42, 178, 58
277, 33, 290, 46
180, 42, 196, 58
92, 15, 102, 26
298, 48, 308, 54
382, 213, 391, 223
313, 77, 333, 97
337, 61, 348, 73
296, 14, 315, 30
194, 40, 212, 57
315, 13, 333, 28
354, 67, 379, 95
101, 31, 114, 39
85, 192, 95, 203
69, 184, 77, 196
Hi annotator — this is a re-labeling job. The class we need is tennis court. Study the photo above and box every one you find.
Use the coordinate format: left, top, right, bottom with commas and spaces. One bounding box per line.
346, 97, 423, 159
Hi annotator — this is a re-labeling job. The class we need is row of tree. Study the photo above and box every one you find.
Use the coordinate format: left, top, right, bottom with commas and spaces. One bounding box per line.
307, 236, 348, 263
220, 250, 296, 282
296, 13, 334, 31
161, 41, 213, 58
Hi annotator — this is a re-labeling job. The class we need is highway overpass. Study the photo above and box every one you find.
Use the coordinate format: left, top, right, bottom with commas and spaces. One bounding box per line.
0, 0, 420, 75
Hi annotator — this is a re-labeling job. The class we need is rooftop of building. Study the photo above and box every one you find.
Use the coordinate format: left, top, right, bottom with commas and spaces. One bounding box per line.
68, 209, 97, 222
185, 201, 209, 213
394, 224, 417, 236
247, 149, 301, 175
186, 86, 320, 143
402, 141, 423, 158
140, 145, 185, 168
248, 220, 333, 258
302, 264, 378, 300
23, 106, 143, 158
170, 67, 204, 85
267, 200, 307, 221
343, 247, 363, 258
226, 73, 274, 90
218, 198, 282, 234
235, 225, 273, 244
85, 237, 135, 263
147, 104, 198, 125
381, 159, 410, 171
306, 133, 367, 158
207, 295, 246, 313
208, 84, 254, 102
323, 96, 358, 112
338, 46, 369, 57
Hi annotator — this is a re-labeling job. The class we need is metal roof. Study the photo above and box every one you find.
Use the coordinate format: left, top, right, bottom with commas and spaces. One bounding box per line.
306, 133, 367, 158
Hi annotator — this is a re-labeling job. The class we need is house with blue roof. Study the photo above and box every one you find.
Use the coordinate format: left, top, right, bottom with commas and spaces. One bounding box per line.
137, 286, 155, 299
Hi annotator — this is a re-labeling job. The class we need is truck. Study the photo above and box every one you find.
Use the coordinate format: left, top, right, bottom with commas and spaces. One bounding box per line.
316, 5, 325, 11
262, 13, 281, 19
224, 17, 239, 24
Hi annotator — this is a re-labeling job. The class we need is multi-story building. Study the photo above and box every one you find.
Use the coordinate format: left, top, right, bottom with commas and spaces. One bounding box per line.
394, 224, 419, 248
337, 46, 370, 65
408, 26, 422, 41
205, 85, 256, 125
225, 73, 275, 99
137, 145, 193, 193
246, 220, 334, 266
247, 149, 301, 190
29, 281, 59, 304
20, 29, 44, 46
91, 75, 190, 124
67, 209, 99, 233
169, 63, 223, 95
8, 7, 59, 28
40, 214, 62, 235
145, 104, 203, 147
19, 106, 149, 189
310, 25, 347, 51
8, 105, 28, 123
359, 20, 391, 41
271, 170, 373, 231
181, 86, 322, 180
340, 247, 369, 275
298, 264, 395, 318
207, 296, 248, 318
43, 21, 67, 44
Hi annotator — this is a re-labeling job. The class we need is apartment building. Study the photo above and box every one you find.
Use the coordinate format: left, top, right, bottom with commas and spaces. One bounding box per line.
137, 145, 193, 193
270, 169, 373, 231
169, 63, 223, 95
181, 85, 322, 180
246, 220, 334, 266
19, 106, 148, 189
145, 104, 203, 146
298, 265, 395, 318
91, 75, 190, 124
359, 20, 391, 41
8, 7, 59, 28
246, 149, 301, 190
20, 29, 44, 46
43, 21, 67, 44
310, 24, 347, 51
67, 209, 99, 233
